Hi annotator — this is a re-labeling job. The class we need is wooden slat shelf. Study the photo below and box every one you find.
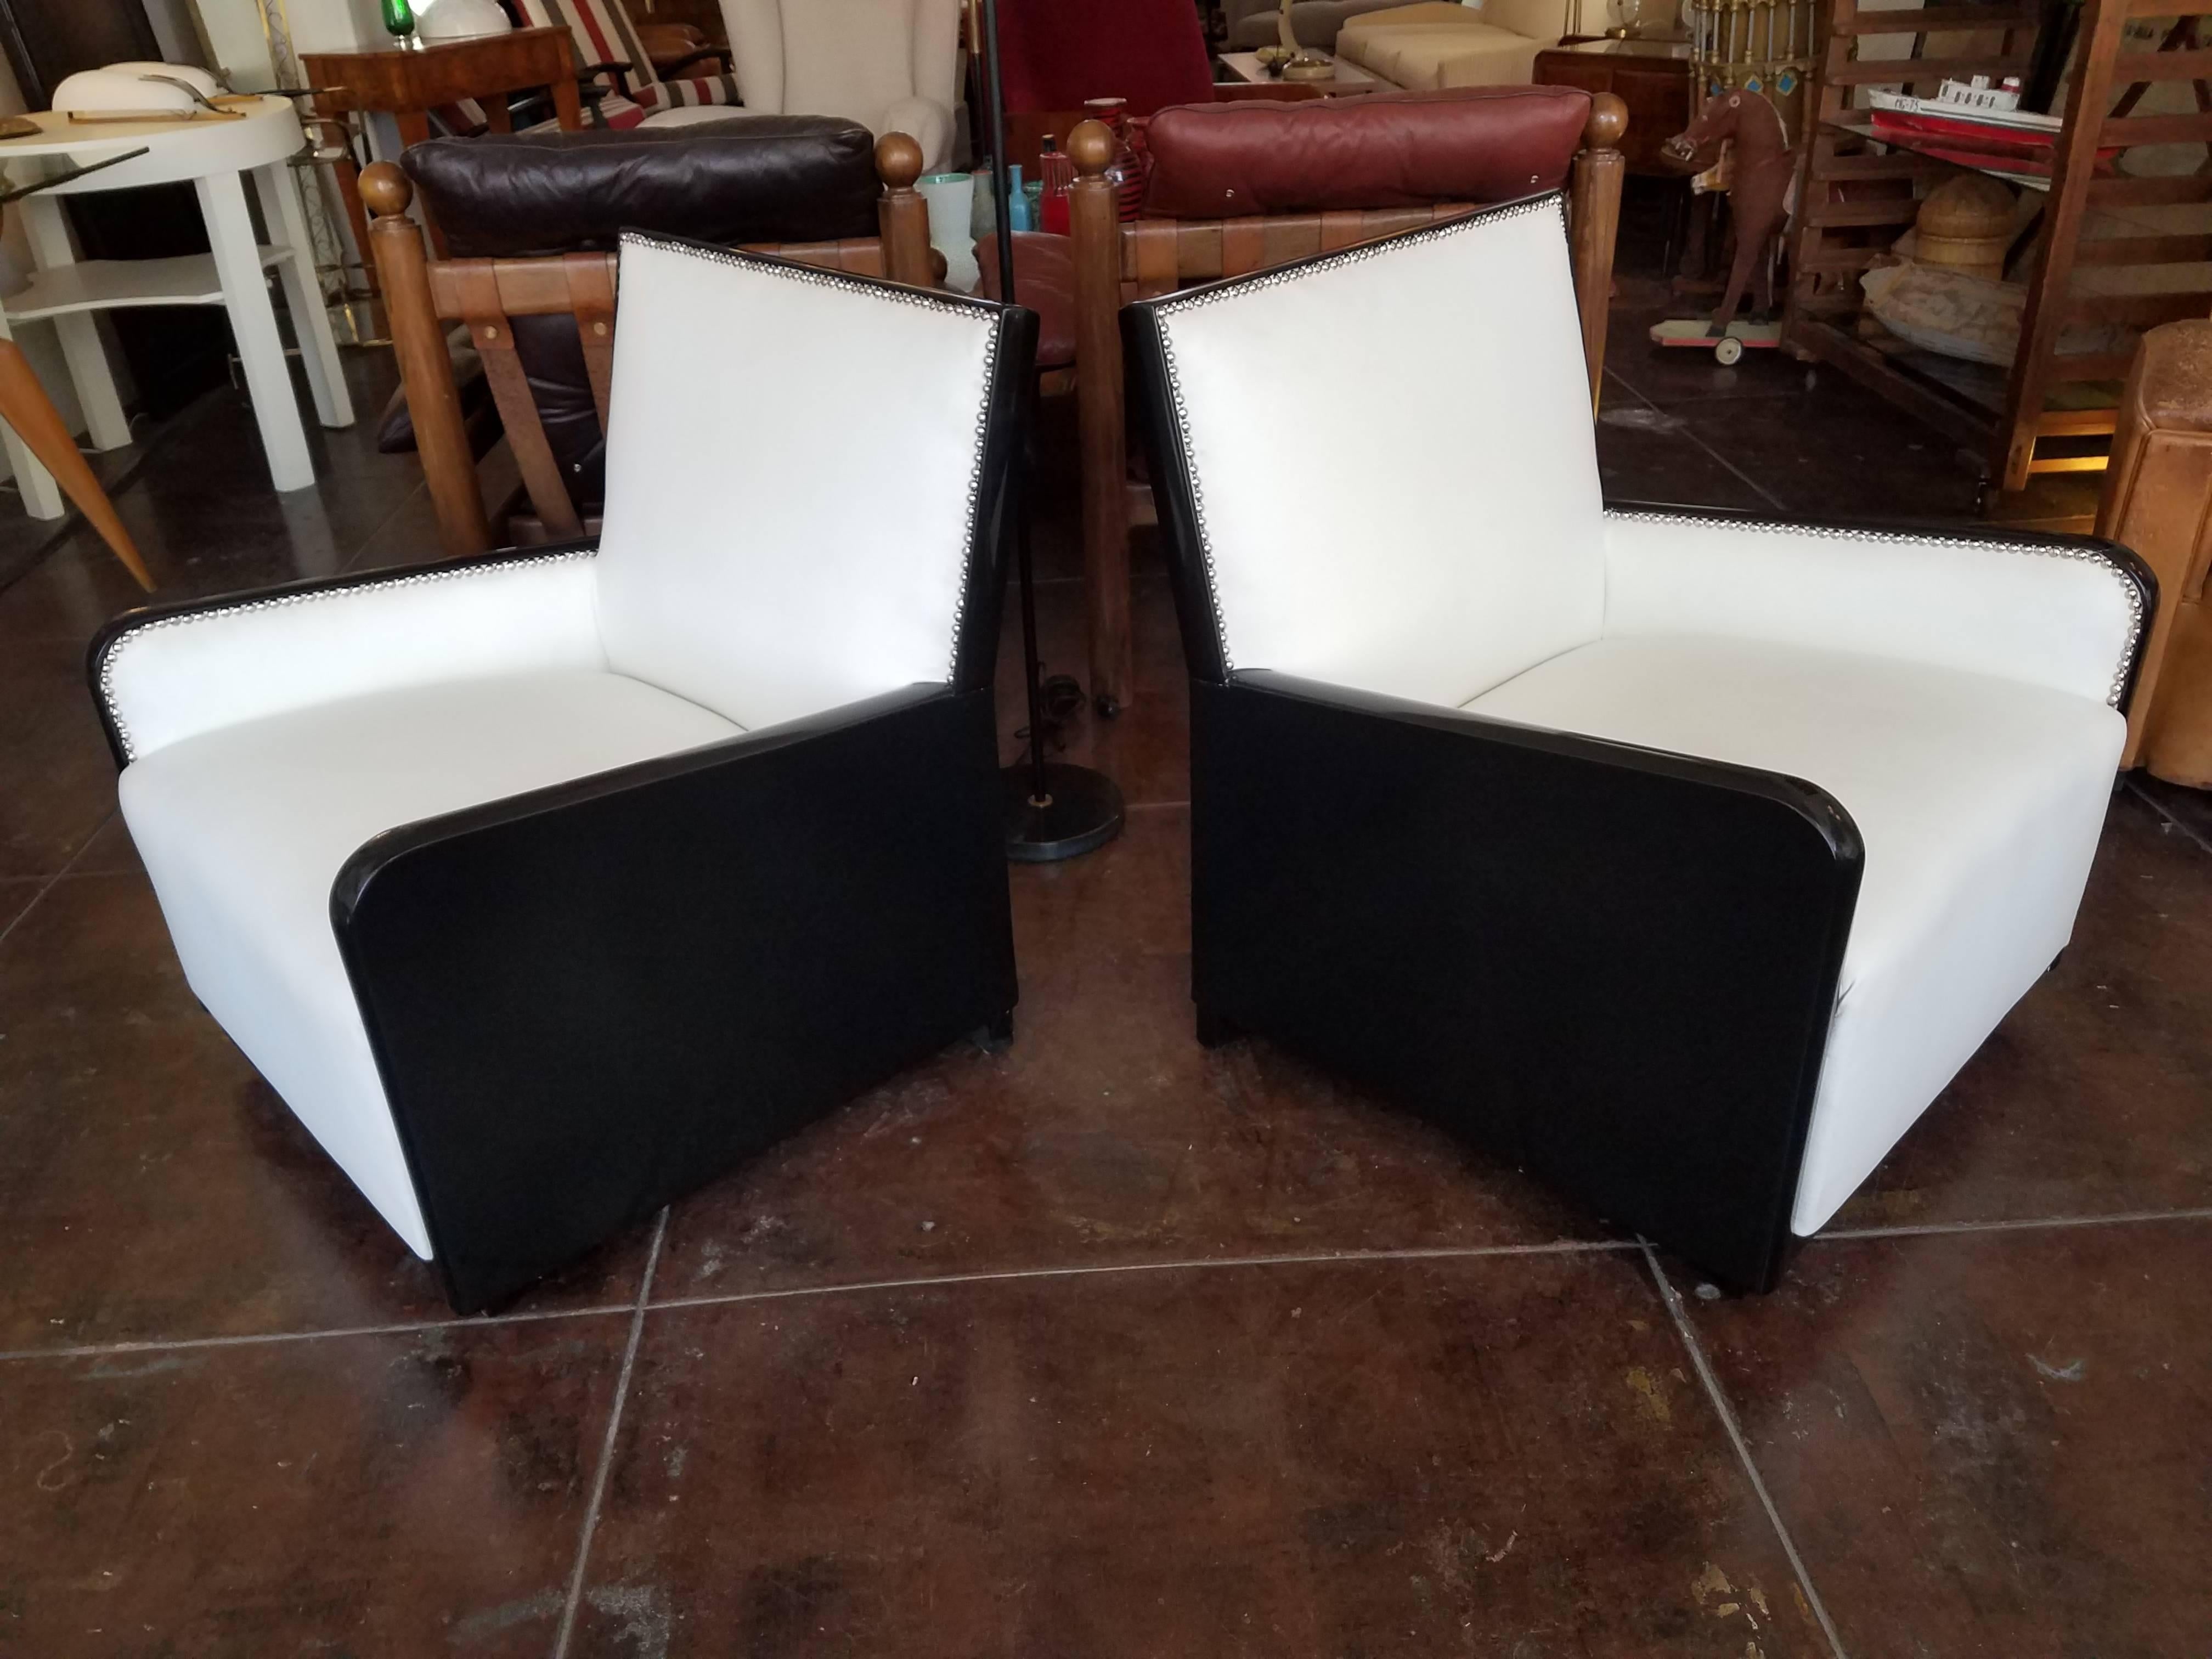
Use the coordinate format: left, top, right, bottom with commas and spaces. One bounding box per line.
1833, 3, 2037, 32
1784, 0, 2212, 498
1823, 54, 2036, 84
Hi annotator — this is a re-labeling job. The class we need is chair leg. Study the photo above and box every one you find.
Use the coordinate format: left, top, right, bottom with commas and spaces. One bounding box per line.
0, 340, 151, 590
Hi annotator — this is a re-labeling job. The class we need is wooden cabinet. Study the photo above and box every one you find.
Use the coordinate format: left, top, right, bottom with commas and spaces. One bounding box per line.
1534, 38, 1695, 174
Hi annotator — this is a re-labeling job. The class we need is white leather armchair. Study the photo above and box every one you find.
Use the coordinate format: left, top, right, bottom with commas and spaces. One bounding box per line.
93, 235, 1037, 1313
1123, 196, 2154, 1291
720, 0, 964, 173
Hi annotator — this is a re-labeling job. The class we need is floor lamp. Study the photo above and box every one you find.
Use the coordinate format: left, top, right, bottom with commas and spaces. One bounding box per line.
979, 0, 1126, 863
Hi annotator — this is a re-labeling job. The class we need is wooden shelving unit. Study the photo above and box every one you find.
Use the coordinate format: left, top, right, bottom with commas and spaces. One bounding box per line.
1784, 0, 2212, 495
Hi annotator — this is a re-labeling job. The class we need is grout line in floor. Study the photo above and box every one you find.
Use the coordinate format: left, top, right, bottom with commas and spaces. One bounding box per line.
644, 1237, 1645, 1316
14, 1204, 2212, 1366
335, 476, 432, 577
1816, 1205, 2212, 1243
1601, 366, 1791, 515
2124, 775, 2212, 856
0, 1297, 636, 1366
553, 1206, 668, 1659
1645, 1244, 1852, 1659
0, 814, 108, 955
0, 1238, 1640, 1365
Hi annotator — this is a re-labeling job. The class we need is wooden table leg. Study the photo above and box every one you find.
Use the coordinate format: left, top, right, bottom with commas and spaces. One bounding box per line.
0, 340, 151, 589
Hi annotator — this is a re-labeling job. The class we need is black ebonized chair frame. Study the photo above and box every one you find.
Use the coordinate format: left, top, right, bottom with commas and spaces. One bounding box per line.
1122, 285, 2153, 1294
90, 302, 1037, 1314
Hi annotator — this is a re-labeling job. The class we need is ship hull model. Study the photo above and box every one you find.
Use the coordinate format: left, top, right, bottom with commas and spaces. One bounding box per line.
1865, 76, 2111, 185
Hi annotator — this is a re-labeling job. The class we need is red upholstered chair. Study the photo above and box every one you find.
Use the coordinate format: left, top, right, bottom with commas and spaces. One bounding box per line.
995, 0, 1216, 117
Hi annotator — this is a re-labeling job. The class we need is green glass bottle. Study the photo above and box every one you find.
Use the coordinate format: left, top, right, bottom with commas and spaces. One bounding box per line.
380, 0, 416, 46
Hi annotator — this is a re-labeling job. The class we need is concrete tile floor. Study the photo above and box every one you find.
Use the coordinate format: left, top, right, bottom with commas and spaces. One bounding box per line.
1, 291, 2208, 1656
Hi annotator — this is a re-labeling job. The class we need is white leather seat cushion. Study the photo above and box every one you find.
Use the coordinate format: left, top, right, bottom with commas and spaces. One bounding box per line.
1464, 634, 2124, 1235
1151, 204, 1605, 707
118, 670, 742, 1257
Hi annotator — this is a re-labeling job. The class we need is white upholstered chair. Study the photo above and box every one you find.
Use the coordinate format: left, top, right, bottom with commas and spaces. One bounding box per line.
93, 235, 1037, 1312
718, 0, 963, 172
1122, 196, 2153, 1290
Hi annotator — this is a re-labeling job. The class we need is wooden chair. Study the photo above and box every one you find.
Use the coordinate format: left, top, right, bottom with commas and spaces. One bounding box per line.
363, 134, 936, 558
1068, 92, 1626, 715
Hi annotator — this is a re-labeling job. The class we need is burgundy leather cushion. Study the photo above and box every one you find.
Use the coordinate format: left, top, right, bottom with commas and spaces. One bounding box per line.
977, 233, 1077, 370
1141, 86, 1594, 219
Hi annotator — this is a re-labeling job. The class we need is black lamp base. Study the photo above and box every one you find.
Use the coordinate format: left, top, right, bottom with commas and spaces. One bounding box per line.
1003, 762, 1124, 862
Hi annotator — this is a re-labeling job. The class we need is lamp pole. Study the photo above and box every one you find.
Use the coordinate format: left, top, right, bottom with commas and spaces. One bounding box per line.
980, 0, 1124, 862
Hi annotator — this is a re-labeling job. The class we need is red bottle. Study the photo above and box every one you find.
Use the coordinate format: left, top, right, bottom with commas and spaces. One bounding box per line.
1038, 134, 1073, 235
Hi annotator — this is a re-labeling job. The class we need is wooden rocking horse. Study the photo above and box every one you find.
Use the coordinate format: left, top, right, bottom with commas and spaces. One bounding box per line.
1657, 88, 1794, 363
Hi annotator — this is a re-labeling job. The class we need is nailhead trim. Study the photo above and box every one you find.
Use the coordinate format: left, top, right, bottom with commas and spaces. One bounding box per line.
1605, 507, 2147, 707
97, 548, 599, 764
1149, 194, 1570, 672
619, 230, 1006, 679
619, 228, 1000, 323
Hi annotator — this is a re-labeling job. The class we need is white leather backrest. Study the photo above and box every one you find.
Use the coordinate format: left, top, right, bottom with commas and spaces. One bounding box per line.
595, 234, 1004, 730
1601, 510, 2147, 707
101, 552, 606, 762
780, 0, 919, 123
1148, 200, 1606, 708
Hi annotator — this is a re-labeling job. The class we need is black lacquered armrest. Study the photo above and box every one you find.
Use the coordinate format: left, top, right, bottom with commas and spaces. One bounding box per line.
1193, 669, 1863, 1290
331, 681, 1014, 1314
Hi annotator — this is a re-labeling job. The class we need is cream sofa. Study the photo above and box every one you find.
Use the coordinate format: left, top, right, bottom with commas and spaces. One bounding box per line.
1335, 0, 1579, 88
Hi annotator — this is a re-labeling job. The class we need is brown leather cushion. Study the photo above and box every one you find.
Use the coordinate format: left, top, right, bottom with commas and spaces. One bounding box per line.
977, 233, 1077, 370
1140, 86, 1593, 219
402, 116, 882, 257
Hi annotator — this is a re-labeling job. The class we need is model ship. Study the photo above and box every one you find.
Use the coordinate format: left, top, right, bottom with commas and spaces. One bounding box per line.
1865, 76, 2112, 183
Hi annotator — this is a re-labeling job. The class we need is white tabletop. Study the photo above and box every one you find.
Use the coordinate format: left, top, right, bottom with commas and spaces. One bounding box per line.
1217, 50, 1386, 88
0, 98, 302, 190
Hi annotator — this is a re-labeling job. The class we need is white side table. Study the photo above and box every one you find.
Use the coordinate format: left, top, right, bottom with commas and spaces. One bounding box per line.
0, 99, 354, 519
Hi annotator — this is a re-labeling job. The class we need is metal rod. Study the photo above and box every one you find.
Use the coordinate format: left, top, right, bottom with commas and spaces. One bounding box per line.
979, 0, 1050, 804
981, 0, 1018, 308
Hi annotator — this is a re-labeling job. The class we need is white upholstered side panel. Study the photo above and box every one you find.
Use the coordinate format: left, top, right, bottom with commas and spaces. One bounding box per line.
99, 551, 607, 763
1601, 511, 2145, 708
1154, 202, 1606, 708
1466, 634, 2123, 1237
120, 670, 742, 1258
595, 236, 1000, 730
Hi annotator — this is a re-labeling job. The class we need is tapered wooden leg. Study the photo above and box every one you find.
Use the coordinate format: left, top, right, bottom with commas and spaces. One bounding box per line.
0, 340, 151, 589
